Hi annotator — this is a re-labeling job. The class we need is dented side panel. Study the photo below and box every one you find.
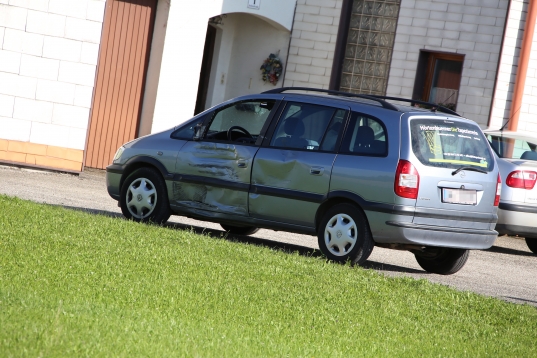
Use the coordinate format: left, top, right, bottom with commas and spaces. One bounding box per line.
172, 141, 259, 215
250, 148, 337, 226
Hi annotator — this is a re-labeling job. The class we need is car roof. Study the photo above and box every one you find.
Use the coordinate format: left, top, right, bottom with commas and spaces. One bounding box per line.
484, 130, 537, 145
262, 87, 462, 118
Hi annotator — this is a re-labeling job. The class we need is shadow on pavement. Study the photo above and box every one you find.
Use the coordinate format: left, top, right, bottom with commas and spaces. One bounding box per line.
165, 221, 324, 258
503, 296, 537, 305
486, 245, 535, 257
362, 260, 425, 274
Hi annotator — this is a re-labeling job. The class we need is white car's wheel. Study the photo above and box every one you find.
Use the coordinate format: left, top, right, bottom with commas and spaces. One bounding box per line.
526, 237, 537, 254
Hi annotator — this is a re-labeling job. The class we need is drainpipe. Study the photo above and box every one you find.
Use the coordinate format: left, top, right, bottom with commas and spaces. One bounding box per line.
508, 0, 537, 132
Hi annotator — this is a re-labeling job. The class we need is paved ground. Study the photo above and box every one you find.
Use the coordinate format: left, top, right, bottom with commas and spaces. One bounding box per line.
1, 165, 535, 306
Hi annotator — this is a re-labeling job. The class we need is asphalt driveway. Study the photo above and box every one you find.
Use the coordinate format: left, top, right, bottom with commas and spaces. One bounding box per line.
1, 165, 535, 306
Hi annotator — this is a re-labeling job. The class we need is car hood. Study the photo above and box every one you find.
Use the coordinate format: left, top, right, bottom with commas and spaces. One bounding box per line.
125, 128, 175, 149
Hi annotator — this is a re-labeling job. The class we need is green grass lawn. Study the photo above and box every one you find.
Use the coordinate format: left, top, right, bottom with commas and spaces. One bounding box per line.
1, 195, 536, 357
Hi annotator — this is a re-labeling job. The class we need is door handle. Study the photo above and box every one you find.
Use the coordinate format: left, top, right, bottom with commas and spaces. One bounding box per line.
310, 166, 324, 175
237, 160, 248, 168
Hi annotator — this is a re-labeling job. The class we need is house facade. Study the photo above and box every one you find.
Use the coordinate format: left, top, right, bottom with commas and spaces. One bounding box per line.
0, 0, 535, 172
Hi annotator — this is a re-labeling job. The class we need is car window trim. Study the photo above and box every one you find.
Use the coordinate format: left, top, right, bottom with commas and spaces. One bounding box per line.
338, 110, 389, 158
198, 99, 282, 146
261, 99, 351, 153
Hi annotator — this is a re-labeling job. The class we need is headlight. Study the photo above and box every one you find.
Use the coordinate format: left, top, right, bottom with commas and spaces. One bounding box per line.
112, 146, 125, 163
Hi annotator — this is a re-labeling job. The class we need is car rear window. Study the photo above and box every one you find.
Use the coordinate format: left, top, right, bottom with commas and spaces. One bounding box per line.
410, 119, 494, 171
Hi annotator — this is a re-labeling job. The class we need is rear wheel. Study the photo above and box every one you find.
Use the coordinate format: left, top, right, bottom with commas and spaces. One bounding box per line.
525, 237, 537, 254
220, 224, 259, 236
414, 247, 469, 275
317, 203, 374, 265
120, 168, 171, 224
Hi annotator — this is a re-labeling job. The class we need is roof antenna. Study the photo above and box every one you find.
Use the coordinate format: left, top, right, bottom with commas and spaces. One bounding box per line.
499, 117, 510, 132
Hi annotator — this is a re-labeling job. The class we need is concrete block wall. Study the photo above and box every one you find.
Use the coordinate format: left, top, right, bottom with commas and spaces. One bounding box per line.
386, 0, 510, 128
0, 0, 105, 171
283, 0, 343, 89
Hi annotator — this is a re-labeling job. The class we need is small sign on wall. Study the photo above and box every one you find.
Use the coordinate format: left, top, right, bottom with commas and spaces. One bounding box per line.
248, 0, 260, 10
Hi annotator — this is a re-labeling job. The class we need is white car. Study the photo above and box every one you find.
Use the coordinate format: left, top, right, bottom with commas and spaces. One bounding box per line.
485, 130, 537, 254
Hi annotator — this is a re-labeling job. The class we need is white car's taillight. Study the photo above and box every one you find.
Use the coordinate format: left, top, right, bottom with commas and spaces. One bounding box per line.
494, 173, 502, 206
505, 170, 537, 190
394, 160, 419, 199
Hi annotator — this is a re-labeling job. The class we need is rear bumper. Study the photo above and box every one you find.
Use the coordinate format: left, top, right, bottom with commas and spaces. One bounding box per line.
386, 221, 498, 249
496, 203, 537, 238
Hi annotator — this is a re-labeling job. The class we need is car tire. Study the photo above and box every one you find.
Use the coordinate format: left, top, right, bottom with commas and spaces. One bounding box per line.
525, 237, 537, 254
120, 167, 171, 224
317, 203, 374, 265
414, 247, 469, 275
220, 224, 260, 236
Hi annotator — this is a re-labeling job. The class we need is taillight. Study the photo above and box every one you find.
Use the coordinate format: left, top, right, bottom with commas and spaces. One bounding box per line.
395, 160, 420, 199
505, 170, 537, 190
494, 173, 502, 206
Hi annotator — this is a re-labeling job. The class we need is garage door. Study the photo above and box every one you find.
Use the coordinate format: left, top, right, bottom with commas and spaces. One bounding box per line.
85, 0, 157, 169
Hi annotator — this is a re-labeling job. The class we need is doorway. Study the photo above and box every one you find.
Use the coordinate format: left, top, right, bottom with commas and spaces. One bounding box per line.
194, 24, 217, 115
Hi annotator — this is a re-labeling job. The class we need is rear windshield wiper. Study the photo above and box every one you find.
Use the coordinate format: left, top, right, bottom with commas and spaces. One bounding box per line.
452, 167, 488, 176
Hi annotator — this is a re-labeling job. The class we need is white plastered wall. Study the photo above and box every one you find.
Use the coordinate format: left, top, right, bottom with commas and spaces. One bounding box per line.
0, 0, 105, 149
489, 0, 537, 135
205, 13, 291, 109
150, 0, 296, 133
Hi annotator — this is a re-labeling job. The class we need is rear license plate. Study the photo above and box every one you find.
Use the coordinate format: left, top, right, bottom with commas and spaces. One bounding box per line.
442, 188, 477, 205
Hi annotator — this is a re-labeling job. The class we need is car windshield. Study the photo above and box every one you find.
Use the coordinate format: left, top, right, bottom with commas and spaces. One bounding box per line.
411, 118, 494, 171
486, 134, 537, 160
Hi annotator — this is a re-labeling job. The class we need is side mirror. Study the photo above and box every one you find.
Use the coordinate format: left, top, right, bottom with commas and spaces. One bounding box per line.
193, 123, 205, 141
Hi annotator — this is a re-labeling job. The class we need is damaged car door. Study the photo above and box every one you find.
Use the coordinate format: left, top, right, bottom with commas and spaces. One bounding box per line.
173, 99, 278, 216
250, 101, 349, 227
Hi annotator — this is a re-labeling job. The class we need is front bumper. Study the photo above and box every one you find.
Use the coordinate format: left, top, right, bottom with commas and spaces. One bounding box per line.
106, 164, 123, 201
386, 221, 498, 250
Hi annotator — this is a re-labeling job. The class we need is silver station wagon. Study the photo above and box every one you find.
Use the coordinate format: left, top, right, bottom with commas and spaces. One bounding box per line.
106, 88, 500, 275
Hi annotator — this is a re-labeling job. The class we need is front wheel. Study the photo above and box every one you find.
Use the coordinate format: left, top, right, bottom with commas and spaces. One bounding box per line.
317, 203, 374, 265
120, 168, 171, 224
220, 224, 259, 236
414, 247, 469, 275
526, 237, 537, 254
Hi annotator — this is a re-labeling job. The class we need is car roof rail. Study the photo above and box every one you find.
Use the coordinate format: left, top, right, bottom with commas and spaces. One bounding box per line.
365, 95, 461, 117
263, 87, 462, 117
262, 87, 399, 111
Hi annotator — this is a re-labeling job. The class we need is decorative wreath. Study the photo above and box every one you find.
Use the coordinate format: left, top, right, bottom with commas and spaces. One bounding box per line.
260, 53, 283, 85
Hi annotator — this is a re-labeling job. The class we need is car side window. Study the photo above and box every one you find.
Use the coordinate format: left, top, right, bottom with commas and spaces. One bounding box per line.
270, 102, 345, 151
340, 112, 387, 156
205, 100, 276, 144
170, 115, 207, 140
487, 135, 537, 160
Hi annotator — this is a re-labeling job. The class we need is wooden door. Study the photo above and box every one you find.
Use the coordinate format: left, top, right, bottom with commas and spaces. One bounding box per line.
85, 0, 157, 169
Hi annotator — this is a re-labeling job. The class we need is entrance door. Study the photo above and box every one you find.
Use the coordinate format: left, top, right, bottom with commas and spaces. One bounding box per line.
173, 99, 278, 216
85, 0, 157, 169
250, 101, 349, 227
